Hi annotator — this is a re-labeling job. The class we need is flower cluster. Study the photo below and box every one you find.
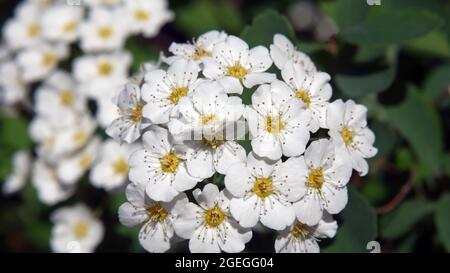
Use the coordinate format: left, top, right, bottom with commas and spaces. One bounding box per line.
113, 31, 378, 253
0, 0, 173, 253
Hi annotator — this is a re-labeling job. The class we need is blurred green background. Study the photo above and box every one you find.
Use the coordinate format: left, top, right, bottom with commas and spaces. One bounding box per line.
1, 0, 450, 253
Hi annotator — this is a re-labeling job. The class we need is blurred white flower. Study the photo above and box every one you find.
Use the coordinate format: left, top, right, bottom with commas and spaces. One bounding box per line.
84, 0, 122, 8
34, 70, 87, 126
173, 184, 252, 253
129, 126, 201, 202
168, 80, 246, 178
203, 35, 275, 94
57, 137, 101, 185
327, 99, 378, 176
73, 51, 131, 99
142, 58, 200, 125
281, 60, 332, 132
106, 82, 149, 144
124, 0, 173, 37
289, 139, 352, 225
41, 4, 83, 43
3, 1, 43, 50
245, 81, 311, 160
0, 60, 27, 106
275, 213, 337, 253
50, 203, 104, 253
16, 42, 68, 82
225, 152, 297, 230
270, 34, 316, 72
167, 30, 228, 64
90, 140, 138, 191
3, 150, 31, 195
32, 160, 75, 205
80, 8, 130, 52
118, 183, 188, 253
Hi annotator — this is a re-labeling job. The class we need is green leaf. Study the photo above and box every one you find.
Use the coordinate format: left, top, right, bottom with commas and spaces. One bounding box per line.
323, 186, 377, 253
404, 30, 450, 58
241, 9, 295, 48
380, 199, 434, 240
423, 64, 450, 102
341, 9, 441, 45
0, 116, 32, 150
354, 45, 387, 63
386, 87, 444, 174
125, 38, 159, 74
333, 0, 369, 31
436, 193, 450, 252
175, 0, 244, 37
372, 120, 396, 159
336, 67, 395, 98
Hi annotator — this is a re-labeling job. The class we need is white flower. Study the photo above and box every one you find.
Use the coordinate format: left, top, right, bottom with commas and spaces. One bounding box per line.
106, 82, 149, 144
168, 80, 246, 178
173, 184, 252, 253
34, 70, 87, 126
327, 99, 378, 176
16, 42, 68, 82
289, 139, 352, 226
96, 95, 121, 128
270, 34, 316, 72
32, 160, 75, 205
90, 140, 138, 191
142, 58, 200, 124
245, 81, 311, 160
41, 4, 82, 43
73, 51, 131, 99
202, 35, 275, 94
225, 152, 297, 230
84, 0, 122, 8
0, 60, 27, 106
275, 213, 337, 253
3, 150, 31, 195
50, 203, 104, 253
118, 183, 188, 253
124, 0, 173, 37
80, 8, 130, 52
3, 2, 43, 50
129, 126, 201, 202
281, 60, 332, 132
57, 137, 101, 185
167, 30, 228, 63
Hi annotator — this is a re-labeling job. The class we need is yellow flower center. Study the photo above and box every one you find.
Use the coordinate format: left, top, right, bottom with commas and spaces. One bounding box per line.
307, 168, 325, 190
129, 103, 143, 123
59, 90, 74, 106
73, 130, 87, 144
192, 47, 211, 61
73, 222, 88, 239
202, 138, 224, 149
295, 90, 311, 107
201, 114, 217, 125
146, 204, 168, 222
79, 154, 92, 168
27, 23, 40, 37
253, 177, 273, 199
97, 25, 113, 39
159, 152, 180, 173
291, 222, 310, 238
97, 61, 113, 76
168, 87, 188, 104
63, 21, 77, 33
204, 204, 225, 228
265, 115, 284, 134
340, 127, 355, 146
134, 9, 150, 21
226, 63, 248, 79
41, 52, 56, 67
113, 158, 128, 175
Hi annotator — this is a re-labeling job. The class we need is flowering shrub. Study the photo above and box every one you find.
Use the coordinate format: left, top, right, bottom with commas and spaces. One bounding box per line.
111, 31, 377, 253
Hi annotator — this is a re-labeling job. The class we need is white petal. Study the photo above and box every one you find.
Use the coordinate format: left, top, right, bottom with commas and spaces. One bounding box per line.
118, 202, 147, 227
242, 72, 276, 88
260, 198, 295, 230
229, 196, 261, 228
293, 194, 323, 226
224, 162, 253, 198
